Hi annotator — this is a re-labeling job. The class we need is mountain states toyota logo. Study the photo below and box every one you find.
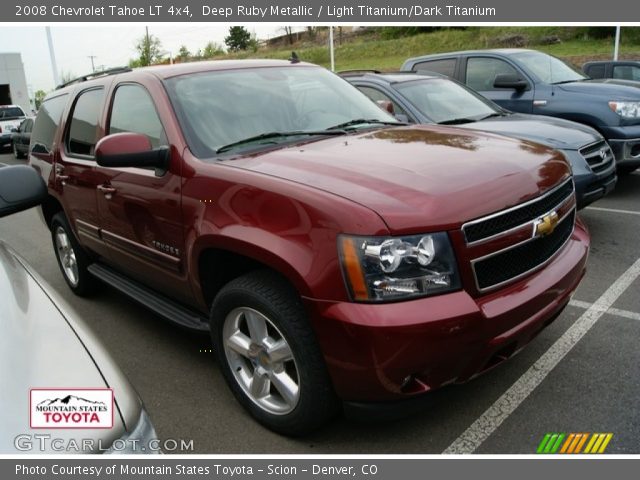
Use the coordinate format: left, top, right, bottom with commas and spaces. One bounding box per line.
30, 389, 114, 429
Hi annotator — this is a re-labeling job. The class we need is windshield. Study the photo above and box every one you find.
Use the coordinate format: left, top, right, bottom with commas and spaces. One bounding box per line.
165, 65, 399, 157
396, 78, 499, 123
0, 107, 25, 120
511, 51, 587, 84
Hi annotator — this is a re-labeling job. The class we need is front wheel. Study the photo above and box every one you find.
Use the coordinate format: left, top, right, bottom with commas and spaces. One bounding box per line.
210, 271, 339, 436
51, 212, 97, 296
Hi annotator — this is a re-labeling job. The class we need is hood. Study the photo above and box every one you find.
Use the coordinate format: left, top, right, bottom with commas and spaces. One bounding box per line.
557, 79, 640, 99
0, 242, 131, 453
457, 113, 601, 150
225, 126, 570, 233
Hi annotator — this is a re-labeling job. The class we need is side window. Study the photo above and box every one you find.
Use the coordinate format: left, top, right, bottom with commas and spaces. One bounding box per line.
613, 65, 640, 81
24, 119, 33, 133
31, 94, 68, 154
66, 88, 104, 157
413, 59, 456, 78
108, 84, 166, 148
586, 64, 605, 79
356, 86, 409, 118
466, 57, 520, 91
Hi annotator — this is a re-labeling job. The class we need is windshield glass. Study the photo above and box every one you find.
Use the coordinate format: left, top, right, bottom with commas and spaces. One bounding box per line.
165, 65, 398, 157
396, 78, 498, 123
511, 51, 587, 84
0, 107, 25, 120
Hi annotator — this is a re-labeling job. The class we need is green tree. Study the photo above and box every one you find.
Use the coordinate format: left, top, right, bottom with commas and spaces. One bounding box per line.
224, 26, 251, 52
202, 41, 224, 58
177, 45, 191, 62
134, 33, 164, 66
34, 90, 47, 110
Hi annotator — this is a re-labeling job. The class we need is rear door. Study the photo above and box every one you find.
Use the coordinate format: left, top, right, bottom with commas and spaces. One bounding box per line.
95, 80, 193, 305
461, 56, 535, 113
56, 86, 110, 258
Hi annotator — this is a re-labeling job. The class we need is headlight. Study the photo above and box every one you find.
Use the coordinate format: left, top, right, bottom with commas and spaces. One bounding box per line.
339, 232, 461, 302
609, 101, 640, 118
104, 409, 160, 454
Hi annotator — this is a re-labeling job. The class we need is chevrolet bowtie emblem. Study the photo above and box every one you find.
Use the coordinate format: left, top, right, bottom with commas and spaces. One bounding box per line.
535, 211, 559, 237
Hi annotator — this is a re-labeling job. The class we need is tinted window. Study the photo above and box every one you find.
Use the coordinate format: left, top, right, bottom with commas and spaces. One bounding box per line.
31, 94, 68, 154
0, 106, 25, 119
613, 65, 640, 81
413, 59, 456, 78
586, 64, 606, 79
357, 86, 409, 118
23, 119, 33, 133
67, 88, 104, 156
466, 58, 520, 91
108, 84, 166, 149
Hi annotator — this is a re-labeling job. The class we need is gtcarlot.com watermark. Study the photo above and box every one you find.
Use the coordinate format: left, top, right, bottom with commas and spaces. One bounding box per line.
14, 434, 194, 453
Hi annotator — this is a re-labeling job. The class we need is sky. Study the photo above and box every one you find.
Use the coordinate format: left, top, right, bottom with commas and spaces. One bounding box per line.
0, 25, 301, 94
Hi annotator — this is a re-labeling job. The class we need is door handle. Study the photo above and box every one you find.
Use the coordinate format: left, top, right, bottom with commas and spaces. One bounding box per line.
57, 175, 70, 181
97, 185, 117, 194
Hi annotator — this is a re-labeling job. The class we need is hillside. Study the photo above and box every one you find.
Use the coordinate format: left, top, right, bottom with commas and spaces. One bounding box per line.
218, 27, 640, 71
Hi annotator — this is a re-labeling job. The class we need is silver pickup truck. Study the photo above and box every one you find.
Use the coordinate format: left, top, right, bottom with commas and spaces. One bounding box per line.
0, 104, 26, 149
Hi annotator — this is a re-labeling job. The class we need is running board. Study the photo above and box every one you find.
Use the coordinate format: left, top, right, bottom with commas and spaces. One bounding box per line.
88, 263, 210, 332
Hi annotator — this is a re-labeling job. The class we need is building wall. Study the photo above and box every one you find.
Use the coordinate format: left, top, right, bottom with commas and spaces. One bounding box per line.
0, 53, 31, 113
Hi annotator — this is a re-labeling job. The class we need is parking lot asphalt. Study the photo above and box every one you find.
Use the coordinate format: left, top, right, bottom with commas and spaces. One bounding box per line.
1, 151, 638, 454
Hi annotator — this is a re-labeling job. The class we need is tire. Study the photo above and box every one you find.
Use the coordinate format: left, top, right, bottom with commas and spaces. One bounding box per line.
210, 270, 339, 436
51, 212, 97, 296
13, 142, 24, 159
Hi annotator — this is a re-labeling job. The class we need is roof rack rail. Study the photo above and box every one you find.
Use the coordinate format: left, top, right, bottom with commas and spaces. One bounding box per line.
337, 69, 382, 76
56, 67, 132, 90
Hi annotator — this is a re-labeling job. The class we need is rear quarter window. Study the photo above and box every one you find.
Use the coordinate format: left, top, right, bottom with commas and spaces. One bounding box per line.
412, 58, 456, 78
31, 94, 68, 154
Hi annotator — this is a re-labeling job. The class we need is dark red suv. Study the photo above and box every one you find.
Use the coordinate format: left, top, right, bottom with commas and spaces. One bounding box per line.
30, 60, 589, 435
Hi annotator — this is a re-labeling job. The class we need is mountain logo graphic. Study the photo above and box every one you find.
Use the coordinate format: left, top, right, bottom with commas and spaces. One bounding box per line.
30, 389, 114, 429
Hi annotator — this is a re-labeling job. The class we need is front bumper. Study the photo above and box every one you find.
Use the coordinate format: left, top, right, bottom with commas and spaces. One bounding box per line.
305, 219, 589, 402
601, 124, 640, 168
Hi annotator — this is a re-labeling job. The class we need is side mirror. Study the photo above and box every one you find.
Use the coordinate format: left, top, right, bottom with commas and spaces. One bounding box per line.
95, 132, 169, 176
493, 73, 528, 91
376, 100, 395, 115
11, 127, 19, 133
0, 165, 47, 218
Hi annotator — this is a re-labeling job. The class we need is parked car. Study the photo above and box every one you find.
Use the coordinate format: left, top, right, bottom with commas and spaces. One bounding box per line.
583, 60, 640, 81
31, 60, 589, 435
343, 70, 616, 209
11, 117, 34, 159
0, 164, 158, 453
402, 49, 640, 174
0, 105, 26, 150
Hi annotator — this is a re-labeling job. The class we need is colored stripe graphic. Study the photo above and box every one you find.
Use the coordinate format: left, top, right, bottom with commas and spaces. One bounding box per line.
538, 433, 613, 454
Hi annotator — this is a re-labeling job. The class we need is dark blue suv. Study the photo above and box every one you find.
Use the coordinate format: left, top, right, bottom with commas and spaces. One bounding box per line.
402, 49, 640, 174
344, 70, 616, 209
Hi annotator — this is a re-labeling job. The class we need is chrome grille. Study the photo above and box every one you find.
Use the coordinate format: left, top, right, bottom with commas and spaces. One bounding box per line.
463, 178, 573, 245
473, 210, 575, 291
579, 140, 615, 174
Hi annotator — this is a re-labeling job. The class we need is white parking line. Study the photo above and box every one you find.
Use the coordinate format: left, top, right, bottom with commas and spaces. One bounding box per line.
585, 206, 640, 216
443, 257, 640, 454
570, 299, 640, 322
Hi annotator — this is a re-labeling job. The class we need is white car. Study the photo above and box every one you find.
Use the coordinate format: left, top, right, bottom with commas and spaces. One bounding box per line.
0, 105, 26, 149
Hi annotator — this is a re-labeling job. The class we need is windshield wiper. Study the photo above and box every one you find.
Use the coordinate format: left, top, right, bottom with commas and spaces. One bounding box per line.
476, 113, 506, 121
216, 130, 347, 154
438, 117, 477, 125
551, 79, 586, 85
325, 118, 404, 131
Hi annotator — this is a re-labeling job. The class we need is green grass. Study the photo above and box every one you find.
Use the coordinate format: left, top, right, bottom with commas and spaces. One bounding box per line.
215, 27, 640, 71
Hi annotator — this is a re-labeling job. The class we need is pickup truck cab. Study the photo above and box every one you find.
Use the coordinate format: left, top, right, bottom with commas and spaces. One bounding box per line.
31, 60, 589, 435
402, 49, 640, 173
583, 60, 640, 81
